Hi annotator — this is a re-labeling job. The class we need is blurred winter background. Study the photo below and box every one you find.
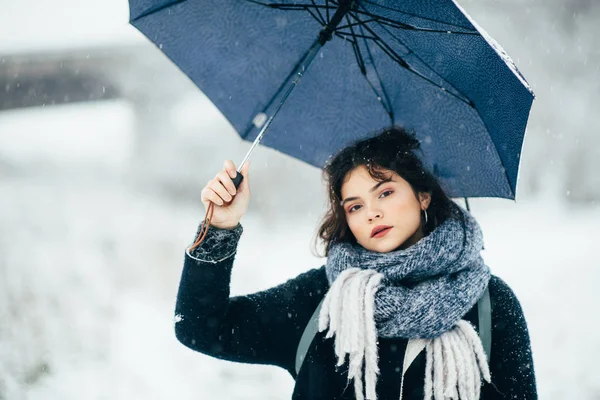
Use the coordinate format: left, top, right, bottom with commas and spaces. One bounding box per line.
0, 0, 598, 398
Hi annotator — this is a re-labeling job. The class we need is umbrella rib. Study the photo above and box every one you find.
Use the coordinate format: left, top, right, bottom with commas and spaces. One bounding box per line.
360, 67, 395, 123
349, 38, 367, 73
248, 1, 477, 35
374, 40, 472, 106
241, 39, 321, 139
243, 0, 286, 8
337, 18, 378, 30
347, 20, 393, 120
345, 15, 365, 71
343, 18, 366, 74
351, 15, 472, 106
310, 0, 327, 25
130, 0, 185, 21
351, 8, 478, 35
336, 31, 378, 40
351, 11, 473, 106
336, 16, 394, 121
307, 8, 326, 26
375, 19, 479, 35
243, 1, 339, 28
372, 24, 473, 105
245, 1, 336, 12
357, 21, 394, 121
360, 0, 476, 31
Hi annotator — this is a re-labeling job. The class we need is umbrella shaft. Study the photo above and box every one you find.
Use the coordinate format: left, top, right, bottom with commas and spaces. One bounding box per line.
237, 38, 324, 172
237, 1, 355, 172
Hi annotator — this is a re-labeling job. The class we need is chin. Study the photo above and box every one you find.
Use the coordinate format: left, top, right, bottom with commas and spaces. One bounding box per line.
366, 236, 408, 253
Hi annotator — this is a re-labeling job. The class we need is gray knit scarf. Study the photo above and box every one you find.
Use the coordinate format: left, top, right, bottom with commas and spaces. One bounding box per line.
320, 205, 492, 400
325, 204, 491, 339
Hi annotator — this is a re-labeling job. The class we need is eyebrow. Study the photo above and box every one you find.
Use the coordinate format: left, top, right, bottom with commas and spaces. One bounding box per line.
340, 178, 394, 207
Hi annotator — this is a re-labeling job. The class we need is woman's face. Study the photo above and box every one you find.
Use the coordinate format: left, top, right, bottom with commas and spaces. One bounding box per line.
340, 165, 431, 252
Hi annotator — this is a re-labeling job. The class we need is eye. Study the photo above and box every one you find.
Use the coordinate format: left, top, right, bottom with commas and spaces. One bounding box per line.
379, 190, 393, 198
348, 204, 361, 213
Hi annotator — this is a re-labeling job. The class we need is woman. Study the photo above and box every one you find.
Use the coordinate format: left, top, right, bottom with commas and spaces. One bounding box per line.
174, 127, 537, 399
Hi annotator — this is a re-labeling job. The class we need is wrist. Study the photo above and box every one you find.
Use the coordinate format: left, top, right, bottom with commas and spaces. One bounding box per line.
211, 221, 241, 230
187, 222, 244, 263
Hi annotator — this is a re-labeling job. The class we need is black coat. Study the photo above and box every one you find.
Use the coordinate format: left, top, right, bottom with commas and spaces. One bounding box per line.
175, 228, 537, 399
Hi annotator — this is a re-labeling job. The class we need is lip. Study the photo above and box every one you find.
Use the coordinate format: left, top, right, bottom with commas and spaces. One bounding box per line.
371, 225, 392, 238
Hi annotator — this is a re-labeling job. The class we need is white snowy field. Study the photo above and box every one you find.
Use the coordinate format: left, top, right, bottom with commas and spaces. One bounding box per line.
0, 101, 599, 399
1, 0, 599, 397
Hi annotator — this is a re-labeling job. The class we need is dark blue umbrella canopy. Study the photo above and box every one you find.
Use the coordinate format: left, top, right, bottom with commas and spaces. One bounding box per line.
129, 0, 534, 199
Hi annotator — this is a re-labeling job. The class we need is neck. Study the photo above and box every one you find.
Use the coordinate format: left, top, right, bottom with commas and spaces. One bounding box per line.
397, 225, 425, 250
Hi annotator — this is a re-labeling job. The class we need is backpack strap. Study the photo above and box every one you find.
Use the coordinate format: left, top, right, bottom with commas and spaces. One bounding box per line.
294, 284, 492, 376
295, 297, 325, 375
478, 284, 492, 362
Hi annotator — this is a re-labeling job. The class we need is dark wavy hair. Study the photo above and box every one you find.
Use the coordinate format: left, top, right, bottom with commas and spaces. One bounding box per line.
313, 126, 459, 257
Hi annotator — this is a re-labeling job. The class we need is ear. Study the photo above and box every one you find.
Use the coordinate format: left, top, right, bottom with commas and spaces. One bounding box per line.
418, 192, 432, 210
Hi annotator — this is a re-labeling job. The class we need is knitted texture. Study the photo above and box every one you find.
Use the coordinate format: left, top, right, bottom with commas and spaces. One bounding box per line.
186, 222, 243, 263
318, 268, 383, 400
422, 321, 492, 400
325, 204, 491, 339
318, 269, 492, 400
176, 207, 537, 398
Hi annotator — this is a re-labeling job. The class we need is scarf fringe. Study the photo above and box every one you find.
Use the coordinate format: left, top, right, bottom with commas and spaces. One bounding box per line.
319, 269, 492, 400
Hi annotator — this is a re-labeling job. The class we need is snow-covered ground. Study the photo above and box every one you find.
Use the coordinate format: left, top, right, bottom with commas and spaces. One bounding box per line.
0, 101, 599, 399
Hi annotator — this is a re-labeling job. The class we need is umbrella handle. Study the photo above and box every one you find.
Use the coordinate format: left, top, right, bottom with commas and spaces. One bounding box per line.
231, 171, 243, 189
189, 171, 244, 251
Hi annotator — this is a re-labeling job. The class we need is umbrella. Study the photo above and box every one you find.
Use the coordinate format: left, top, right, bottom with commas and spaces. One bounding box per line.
128, 0, 534, 246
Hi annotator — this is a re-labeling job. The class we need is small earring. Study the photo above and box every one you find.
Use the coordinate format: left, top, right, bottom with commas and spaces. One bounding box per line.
422, 209, 428, 225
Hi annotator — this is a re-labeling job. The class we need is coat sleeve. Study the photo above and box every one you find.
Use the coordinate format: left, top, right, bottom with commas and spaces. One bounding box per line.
174, 222, 327, 376
483, 276, 538, 399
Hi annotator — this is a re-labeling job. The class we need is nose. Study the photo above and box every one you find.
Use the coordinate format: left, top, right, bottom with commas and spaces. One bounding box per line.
366, 207, 382, 221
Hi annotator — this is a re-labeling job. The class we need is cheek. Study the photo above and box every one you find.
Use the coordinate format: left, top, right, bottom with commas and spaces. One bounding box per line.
346, 215, 364, 238
388, 195, 422, 226
393, 190, 421, 212
404, 209, 422, 229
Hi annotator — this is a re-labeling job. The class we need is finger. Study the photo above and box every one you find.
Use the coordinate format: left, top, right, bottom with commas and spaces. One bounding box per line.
223, 160, 237, 179
210, 178, 233, 202
216, 170, 237, 196
203, 181, 228, 204
201, 187, 224, 206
